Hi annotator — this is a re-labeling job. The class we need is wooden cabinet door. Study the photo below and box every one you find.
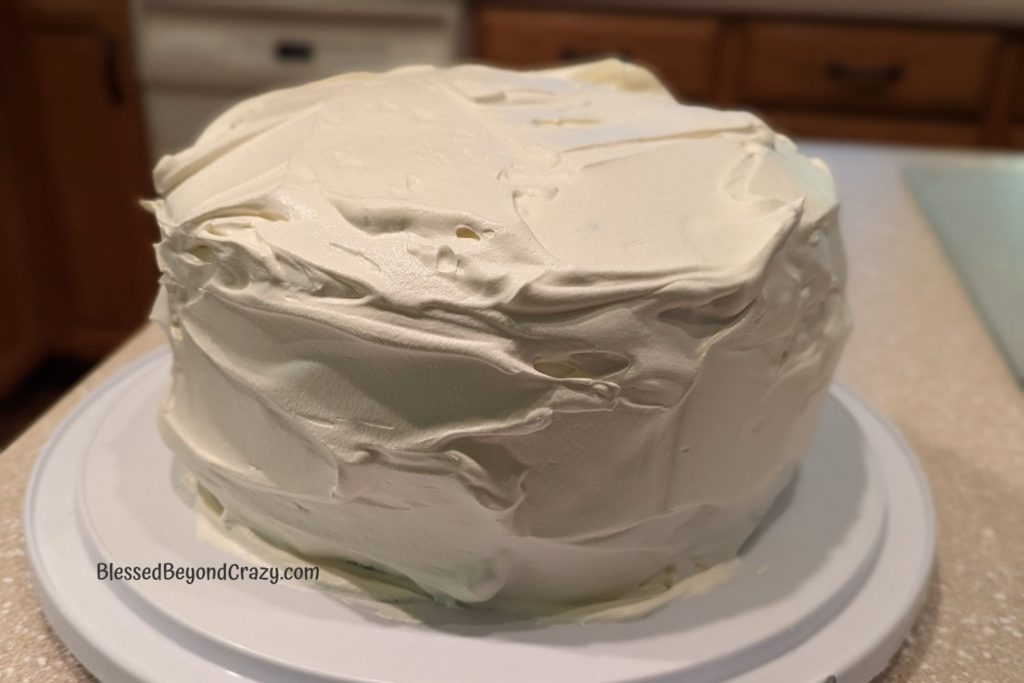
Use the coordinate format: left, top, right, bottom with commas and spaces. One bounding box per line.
1011, 126, 1024, 148
739, 22, 1000, 117
0, 106, 43, 394
29, 27, 157, 357
475, 8, 721, 100
1013, 42, 1024, 120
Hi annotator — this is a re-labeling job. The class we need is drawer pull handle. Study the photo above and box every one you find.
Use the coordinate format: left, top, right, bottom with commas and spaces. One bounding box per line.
824, 62, 905, 94
276, 40, 315, 62
103, 35, 124, 106
560, 47, 633, 62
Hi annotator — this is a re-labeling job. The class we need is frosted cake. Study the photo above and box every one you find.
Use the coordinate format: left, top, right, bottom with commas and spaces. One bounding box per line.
147, 59, 850, 610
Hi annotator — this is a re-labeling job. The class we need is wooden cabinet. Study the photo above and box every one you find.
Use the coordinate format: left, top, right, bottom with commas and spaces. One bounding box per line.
738, 23, 999, 117
0, 0, 156, 392
1013, 44, 1024, 119
472, 5, 1015, 147
475, 8, 721, 99
29, 28, 157, 356
760, 111, 980, 146
0, 0, 44, 393
0, 108, 43, 395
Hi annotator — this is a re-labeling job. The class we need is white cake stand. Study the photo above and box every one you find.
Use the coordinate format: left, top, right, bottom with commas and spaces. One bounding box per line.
24, 347, 934, 683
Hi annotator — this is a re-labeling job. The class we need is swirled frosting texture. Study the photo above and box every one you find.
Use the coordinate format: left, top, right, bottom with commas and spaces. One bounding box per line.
148, 60, 850, 608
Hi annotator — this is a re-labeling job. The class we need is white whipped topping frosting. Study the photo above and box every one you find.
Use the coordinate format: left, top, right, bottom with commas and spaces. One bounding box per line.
148, 60, 850, 609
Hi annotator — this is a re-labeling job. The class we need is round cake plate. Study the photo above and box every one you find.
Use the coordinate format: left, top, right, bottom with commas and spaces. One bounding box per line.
25, 348, 934, 683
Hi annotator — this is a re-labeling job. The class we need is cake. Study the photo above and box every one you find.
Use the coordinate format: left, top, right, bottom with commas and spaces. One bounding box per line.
147, 59, 850, 610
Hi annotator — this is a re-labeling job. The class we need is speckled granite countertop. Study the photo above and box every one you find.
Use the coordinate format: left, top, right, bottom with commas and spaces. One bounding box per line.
1, 142, 1022, 682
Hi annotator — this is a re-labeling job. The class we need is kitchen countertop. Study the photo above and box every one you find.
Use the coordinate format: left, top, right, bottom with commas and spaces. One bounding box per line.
1, 141, 1022, 682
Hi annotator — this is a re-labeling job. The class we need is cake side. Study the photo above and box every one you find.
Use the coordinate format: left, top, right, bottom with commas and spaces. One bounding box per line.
147, 59, 850, 607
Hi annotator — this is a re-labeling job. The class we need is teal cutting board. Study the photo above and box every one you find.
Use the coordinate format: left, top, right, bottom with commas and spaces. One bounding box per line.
905, 161, 1024, 385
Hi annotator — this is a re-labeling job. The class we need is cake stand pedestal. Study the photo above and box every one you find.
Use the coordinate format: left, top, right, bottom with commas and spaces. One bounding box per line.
25, 347, 934, 683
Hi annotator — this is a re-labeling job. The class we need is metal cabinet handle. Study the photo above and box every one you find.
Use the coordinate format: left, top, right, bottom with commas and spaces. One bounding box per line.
824, 61, 905, 94
275, 40, 315, 62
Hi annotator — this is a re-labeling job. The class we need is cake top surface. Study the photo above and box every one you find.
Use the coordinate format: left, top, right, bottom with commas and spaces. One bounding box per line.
152, 60, 836, 312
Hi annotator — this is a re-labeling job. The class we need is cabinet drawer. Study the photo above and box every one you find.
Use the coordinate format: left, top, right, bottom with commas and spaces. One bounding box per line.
739, 22, 1000, 116
764, 110, 980, 147
475, 8, 720, 99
